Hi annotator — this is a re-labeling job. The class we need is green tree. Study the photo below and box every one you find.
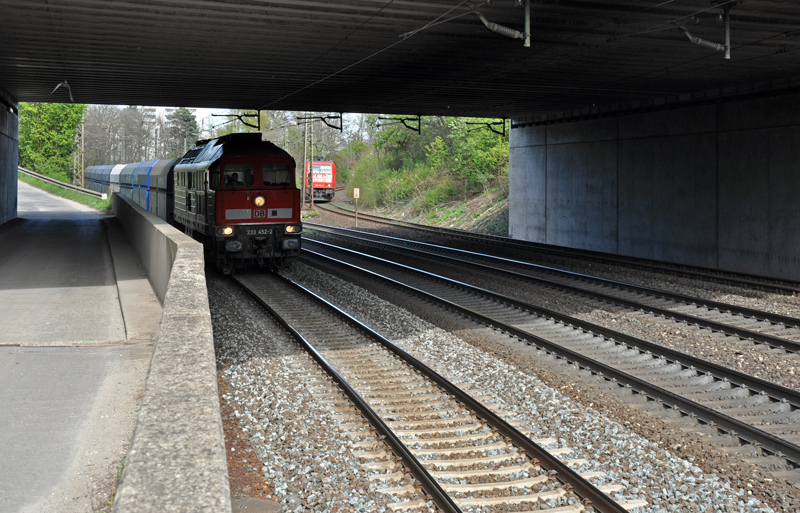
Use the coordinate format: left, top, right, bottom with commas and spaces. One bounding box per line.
367, 115, 508, 211
165, 107, 200, 157
19, 102, 87, 182
451, 118, 509, 193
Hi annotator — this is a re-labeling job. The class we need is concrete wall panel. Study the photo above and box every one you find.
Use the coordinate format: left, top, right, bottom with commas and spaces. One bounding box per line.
0, 87, 19, 226
509, 125, 547, 242
547, 117, 617, 145
619, 105, 716, 139
719, 127, 800, 279
546, 141, 617, 252
619, 133, 717, 267
768, 128, 800, 279
719, 92, 800, 132
514, 123, 547, 147
510, 93, 800, 281
111, 194, 232, 513
509, 142, 547, 241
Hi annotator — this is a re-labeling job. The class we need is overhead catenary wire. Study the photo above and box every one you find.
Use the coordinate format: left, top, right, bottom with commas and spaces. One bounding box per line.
261, 0, 474, 110
396, 0, 788, 114
261, 0, 691, 115
310, 0, 398, 67
265, 0, 790, 119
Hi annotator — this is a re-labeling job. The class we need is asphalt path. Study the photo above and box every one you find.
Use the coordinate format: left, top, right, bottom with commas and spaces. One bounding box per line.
0, 181, 159, 512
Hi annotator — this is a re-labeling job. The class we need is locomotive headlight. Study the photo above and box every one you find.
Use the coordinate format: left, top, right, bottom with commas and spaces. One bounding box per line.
254, 195, 266, 207
285, 224, 302, 234
216, 226, 234, 236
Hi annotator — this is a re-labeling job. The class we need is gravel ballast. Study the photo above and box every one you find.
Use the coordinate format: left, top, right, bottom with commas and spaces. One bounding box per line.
210, 259, 798, 512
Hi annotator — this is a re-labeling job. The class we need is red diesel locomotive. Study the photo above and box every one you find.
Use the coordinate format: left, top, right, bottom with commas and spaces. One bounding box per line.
175, 133, 302, 272
85, 133, 302, 273
303, 158, 336, 202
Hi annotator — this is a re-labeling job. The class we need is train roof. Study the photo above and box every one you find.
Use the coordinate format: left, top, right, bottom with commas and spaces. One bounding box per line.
176, 133, 294, 171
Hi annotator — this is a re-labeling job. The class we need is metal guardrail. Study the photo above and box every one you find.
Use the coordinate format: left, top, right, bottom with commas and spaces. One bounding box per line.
17, 166, 107, 199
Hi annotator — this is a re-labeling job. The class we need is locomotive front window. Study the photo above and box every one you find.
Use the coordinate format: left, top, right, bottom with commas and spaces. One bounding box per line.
262, 163, 292, 186
224, 164, 253, 187
311, 164, 333, 183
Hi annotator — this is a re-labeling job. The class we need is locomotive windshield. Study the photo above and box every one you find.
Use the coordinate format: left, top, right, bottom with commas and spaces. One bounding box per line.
310, 163, 333, 184
262, 163, 292, 185
223, 163, 254, 187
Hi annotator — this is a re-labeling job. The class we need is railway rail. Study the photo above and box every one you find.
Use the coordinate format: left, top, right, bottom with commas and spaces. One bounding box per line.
317, 202, 800, 296
229, 271, 640, 512
304, 223, 800, 353
18, 166, 107, 199
299, 238, 800, 477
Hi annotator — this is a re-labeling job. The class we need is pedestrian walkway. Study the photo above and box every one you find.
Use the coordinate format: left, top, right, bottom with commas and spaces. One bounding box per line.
0, 181, 161, 513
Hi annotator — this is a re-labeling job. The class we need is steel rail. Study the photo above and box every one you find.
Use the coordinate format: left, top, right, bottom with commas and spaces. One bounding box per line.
280, 277, 629, 513
234, 273, 630, 513
301, 241, 800, 466
303, 238, 800, 406
316, 203, 800, 295
230, 274, 461, 513
305, 224, 800, 351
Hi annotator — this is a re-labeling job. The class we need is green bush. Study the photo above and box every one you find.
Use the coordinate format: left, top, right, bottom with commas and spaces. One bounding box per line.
341, 116, 508, 215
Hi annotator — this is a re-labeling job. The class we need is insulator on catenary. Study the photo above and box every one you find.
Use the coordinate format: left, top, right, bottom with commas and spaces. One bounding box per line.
487, 21, 525, 39
477, 12, 525, 39
488, 0, 523, 7
683, 30, 725, 52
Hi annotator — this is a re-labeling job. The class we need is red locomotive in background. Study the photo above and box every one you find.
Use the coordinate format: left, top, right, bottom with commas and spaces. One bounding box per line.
85, 133, 302, 273
303, 158, 336, 202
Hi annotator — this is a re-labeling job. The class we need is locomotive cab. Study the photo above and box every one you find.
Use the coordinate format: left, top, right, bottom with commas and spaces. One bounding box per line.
304, 158, 336, 202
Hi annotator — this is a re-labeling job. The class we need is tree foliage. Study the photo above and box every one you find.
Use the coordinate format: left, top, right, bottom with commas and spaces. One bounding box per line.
84, 105, 200, 165
165, 107, 199, 156
347, 116, 508, 211
19, 102, 87, 182
71, 106, 509, 217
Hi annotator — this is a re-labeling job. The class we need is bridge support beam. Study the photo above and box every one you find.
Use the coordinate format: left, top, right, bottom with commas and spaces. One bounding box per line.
0, 85, 18, 225
510, 91, 800, 281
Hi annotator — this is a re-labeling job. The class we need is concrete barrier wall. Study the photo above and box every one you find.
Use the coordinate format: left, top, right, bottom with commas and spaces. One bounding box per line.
111, 194, 231, 513
0, 86, 18, 226
510, 92, 800, 281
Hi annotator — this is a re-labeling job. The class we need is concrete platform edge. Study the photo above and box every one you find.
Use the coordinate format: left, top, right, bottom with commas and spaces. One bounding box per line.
111, 194, 232, 513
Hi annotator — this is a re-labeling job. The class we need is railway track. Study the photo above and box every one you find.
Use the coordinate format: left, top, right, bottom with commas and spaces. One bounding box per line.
230, 271, 642, 512
304, 223, 800, 352
316, 202, 800, 296
298, 238, 800, 478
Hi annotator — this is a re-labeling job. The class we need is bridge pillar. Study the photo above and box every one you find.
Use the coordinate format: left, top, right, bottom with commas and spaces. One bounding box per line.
510, 91, 800, 281
0, 85, 19, 225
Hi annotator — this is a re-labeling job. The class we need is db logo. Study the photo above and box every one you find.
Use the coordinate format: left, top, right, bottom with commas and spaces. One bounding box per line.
253, 209, 267, 218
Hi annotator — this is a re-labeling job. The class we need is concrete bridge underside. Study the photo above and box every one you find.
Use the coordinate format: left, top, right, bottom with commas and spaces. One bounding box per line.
3, 1, 800, 280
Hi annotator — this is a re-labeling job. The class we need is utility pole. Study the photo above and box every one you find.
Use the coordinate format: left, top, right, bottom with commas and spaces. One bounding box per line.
302, 113, 309, 209
310, 118, 315, 212
81, 122, 84, 188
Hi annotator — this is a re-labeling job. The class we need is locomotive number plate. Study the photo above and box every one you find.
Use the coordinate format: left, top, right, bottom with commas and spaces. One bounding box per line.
225, 209, 251, 220
246, 228, 272, 236
268, 208, 293, 218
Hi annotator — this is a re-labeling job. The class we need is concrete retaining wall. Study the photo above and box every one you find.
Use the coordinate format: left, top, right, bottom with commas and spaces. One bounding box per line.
0, 86, 18, 225
111, 194, 231, 513
510, 92, 800, 281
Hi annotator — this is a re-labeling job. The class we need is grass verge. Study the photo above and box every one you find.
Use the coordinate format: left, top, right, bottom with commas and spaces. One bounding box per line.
99, 460, 125, 513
